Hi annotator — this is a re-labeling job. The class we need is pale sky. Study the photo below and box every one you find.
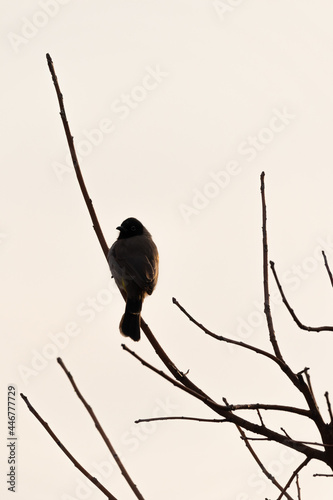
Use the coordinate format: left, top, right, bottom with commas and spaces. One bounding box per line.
2, 1, 333, 499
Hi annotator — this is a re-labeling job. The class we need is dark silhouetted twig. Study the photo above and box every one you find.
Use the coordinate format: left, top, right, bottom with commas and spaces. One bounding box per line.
121, 344, 326, 461
57, 357, 145, 500
277, 458, 310, 500
322, 251, 333, 287
270, 260, 333, 332
260, 171, 283, 360
135, 416, 227, 424
20, 393, 117, 500
46, 53, 109, 259
223, 396, 294, 500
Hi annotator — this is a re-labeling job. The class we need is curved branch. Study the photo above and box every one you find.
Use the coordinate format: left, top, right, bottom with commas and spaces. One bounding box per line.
172, 297, 304, 395
270, 260, 333, 332
46, 54, 109, 258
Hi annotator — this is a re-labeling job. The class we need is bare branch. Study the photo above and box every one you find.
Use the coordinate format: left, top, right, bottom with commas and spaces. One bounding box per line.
270, 260, 333, 332
240, 429, 295, 500
303, 368, 320, 415
57, 358, 145, 500
325, 392, 333, 424
172, 297, 284, 366
121, 344, 217, 406
20, 393, 117, 500
260, 171, 283, 360
257, 408, 265, 427
122, 344, 326, 462
172, 297, 312, 398
46, 54, 109, 258
277, 458, 310, 500
296, 474, 301, 500
222, 403, 310, 418
135, 416, 227, 424
322, 251, 333, 287
46, 54, 213, 405
222, 395, 294, 500
281, 427, 292, 439
242, 437, 333, 448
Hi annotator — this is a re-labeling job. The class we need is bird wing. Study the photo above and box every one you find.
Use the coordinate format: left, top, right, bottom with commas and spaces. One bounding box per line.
108, 235, 158, 294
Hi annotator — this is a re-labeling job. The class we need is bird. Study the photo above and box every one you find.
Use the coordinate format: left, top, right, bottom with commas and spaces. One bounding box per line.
108, 217, 159, 341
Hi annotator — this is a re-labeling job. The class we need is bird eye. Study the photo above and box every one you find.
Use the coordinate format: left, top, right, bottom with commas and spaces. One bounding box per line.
131, 226, 136, 231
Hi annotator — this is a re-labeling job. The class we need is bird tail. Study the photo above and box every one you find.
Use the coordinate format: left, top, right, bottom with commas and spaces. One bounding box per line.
120, 298, 142, 341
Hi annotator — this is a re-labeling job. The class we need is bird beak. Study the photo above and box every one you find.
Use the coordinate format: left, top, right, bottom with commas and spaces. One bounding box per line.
117, 225, 126, 233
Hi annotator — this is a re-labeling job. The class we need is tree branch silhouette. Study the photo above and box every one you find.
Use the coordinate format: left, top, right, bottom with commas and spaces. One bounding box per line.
322, 251, 333, 288
270, 260, 333, 332
57, 357, 145, 500
20, 393, 117, 500
121, 344, 326, 461
46, 53, 109, 259
44, 53, 333, 497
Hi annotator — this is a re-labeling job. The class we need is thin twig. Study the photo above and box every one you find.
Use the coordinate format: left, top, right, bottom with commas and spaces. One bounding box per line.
121, 344, 217, 406
20, 393, 117, 500
270, 260, 333, 332
277, 458, 310, 500
57, 358, 145, 500
46, 53, 109, 258
296, 474, 301, 500
313, 473, 333, 477
322, 251, 333, 287
172, 297, 306, 395
303, 368, 320, 414
135, 416, 227, 424
260, 171, 283, 360
240, 437, 333, 448
281, 427, 292, 439
223, 397, 294, 500
325, 392, 333, 424
257, 409, 265, 427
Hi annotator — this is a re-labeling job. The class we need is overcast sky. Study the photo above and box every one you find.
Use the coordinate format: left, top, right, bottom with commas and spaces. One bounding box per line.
2, 1, 333, 499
